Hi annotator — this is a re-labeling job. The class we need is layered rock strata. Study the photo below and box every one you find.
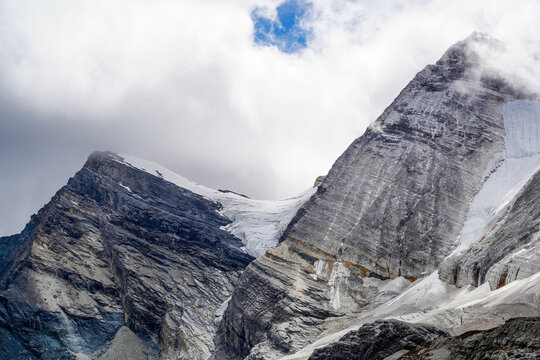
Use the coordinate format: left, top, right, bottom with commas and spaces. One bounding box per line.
0, 151, 253, 359
439, 100, 540, 289
217, 34, 533, 359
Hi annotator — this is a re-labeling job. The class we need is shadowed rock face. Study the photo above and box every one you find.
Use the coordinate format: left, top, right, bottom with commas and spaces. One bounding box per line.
307, 320, 448, 360
399, 317, 540, 360
0, 151, 253, 360
216, 34, 531, 359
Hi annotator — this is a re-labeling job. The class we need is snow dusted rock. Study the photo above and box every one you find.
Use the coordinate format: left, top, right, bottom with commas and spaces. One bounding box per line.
307, 320, 447, 360
217, 33, 534, 360
399, 317, 540, 360
439, 166, 540, 289
0, 151, 317, 359
2, 33, 540, 360
439, 100, 540, 289
276, 271, 540, 360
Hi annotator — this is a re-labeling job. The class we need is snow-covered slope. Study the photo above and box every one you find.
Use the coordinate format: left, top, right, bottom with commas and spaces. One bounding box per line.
449, 100, 540, 256
114, 154, 316, 257
280, 271, 540, 360
438, 100, 540, 289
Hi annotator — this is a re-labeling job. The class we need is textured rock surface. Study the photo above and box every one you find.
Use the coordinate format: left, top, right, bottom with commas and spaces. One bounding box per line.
399, 317, 540, 359
282, 34, 519, 281
439, 100, 540, 289
217, 33, 532, 360
0, 151, 253, 359
307, 320, 447, 360
439, 167, 540, 289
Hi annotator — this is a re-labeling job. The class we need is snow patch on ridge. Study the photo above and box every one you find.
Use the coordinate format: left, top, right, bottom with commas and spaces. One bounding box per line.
450, 100, 540, 256
112, 154, 316, 258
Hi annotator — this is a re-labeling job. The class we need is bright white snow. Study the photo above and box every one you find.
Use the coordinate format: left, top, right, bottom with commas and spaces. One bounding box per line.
112, 154, 316, 258
451, 100, 540, 255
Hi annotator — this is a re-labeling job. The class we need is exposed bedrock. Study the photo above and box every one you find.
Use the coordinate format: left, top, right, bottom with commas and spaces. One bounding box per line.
0, 151, 253, 359
307, 320, 448, 360
399, 317, 540, 360
217, 34, 533, 359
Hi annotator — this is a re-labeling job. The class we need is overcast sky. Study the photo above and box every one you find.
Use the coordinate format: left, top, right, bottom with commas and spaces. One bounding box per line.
1, 0, 540, 236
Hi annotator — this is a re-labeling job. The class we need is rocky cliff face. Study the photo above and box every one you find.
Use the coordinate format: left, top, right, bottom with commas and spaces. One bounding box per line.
216, 34, 538, 359
0, 152, 254, 359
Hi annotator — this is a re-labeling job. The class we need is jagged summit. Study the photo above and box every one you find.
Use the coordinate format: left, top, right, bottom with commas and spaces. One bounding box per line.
435, 31, 503, 67
101, 151, 317, 258
0, 150, 254, 359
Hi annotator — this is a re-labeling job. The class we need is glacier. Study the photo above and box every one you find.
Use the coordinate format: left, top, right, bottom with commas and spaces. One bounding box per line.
115, 154, 317, 258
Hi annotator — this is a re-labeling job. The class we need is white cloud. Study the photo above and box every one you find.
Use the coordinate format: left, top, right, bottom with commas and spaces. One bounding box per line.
1, 0, 539, 235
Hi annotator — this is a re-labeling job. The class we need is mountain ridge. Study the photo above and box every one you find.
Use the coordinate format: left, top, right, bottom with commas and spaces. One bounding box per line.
1, 33, 540, 359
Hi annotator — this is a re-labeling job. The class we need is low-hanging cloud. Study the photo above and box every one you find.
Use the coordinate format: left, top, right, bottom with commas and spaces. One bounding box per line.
1, 0, 540, 236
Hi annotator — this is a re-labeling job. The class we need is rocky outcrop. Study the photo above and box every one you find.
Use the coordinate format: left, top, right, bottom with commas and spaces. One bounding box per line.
217, 33, 532, 359
399, 317, 540, 359
307, 320, 447, 360
0, 151, 253, 359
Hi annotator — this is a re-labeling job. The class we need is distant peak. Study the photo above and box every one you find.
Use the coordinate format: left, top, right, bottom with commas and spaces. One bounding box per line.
458, 31, 505, 53
87, 150, 122, 163
438, 32, 504, 66
463, 31, 498, 45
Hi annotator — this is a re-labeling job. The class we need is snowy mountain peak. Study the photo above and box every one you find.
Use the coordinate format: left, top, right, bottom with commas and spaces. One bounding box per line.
109, 152, 317, 258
